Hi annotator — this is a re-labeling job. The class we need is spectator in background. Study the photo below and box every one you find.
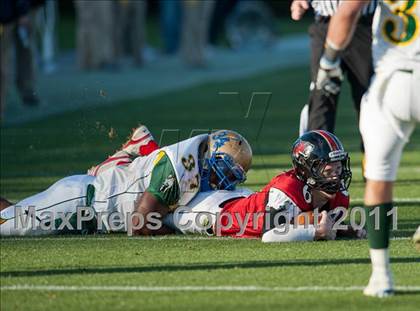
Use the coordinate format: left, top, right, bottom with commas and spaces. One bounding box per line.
75, 0, 118, 71
0, 0, 41, 121
292, 0, 376, 152
160, 0, 181, 54
180, 0, 215, 67
208, 0, 238, 46
37, 0, 58, 74
115, 0, 147, 66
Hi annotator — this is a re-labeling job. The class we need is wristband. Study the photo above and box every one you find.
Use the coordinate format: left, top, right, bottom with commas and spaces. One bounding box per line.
319, 55, 340, 70
324, 40, 342, 63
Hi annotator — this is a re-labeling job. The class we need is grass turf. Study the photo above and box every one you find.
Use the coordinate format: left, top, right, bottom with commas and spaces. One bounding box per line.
1, 237, 419, 310
1, 65, 420, 310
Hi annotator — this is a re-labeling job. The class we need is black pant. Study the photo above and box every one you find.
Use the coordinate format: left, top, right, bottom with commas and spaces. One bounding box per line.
307, 16, 374, 149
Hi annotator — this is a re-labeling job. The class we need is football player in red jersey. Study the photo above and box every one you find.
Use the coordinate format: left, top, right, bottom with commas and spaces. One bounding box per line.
165, 130, 366, 242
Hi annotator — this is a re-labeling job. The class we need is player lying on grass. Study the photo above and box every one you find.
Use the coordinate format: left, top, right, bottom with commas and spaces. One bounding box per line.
0, 126, 252, 236
0, 127, 363, 242
86, 127, 365, 242
165, 130, 366, 242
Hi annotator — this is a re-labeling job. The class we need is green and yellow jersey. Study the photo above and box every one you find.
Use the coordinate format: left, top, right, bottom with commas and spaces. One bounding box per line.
147, 151, 180, 208
92, 134, 208, 231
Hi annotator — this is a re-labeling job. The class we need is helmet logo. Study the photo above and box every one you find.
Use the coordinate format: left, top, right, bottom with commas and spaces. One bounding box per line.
211, 131, 240, 152
294, 141, 314, 159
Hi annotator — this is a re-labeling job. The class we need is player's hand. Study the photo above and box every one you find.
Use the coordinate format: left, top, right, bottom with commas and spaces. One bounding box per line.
356, 228, 367, 239
315, 211, 337, 240
315, 56, 343, 95
290, 0, 309, 21
336, 226, 367, 239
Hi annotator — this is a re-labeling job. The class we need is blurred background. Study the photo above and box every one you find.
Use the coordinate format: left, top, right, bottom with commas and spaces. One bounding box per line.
0, 0, 313, 124
1, 0, 418, 202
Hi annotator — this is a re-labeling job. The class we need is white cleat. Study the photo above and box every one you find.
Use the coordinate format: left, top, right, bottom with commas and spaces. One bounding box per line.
121, 125, 157, 157
363, 270, 394, 298
413, 226, 420, 251
87, 125, 159, 176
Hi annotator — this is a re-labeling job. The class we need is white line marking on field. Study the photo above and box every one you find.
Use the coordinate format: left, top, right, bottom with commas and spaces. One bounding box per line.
0, 236, 413, 242
0, 236, 236, 241
1, 285, 420, 292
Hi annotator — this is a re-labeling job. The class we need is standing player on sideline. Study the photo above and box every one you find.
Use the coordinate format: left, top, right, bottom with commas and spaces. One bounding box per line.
316, 0, 419, 297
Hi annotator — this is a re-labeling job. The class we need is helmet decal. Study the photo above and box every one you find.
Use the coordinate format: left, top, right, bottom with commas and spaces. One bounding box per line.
211, 131, 240, 152
294, 141, 314, 159
316, 130, 341, 151
329, 150, 347, 161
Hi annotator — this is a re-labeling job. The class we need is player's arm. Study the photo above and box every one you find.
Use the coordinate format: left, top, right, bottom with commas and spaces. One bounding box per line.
132, 152, 179, 235
330, 207, 367, 239
327, 192, 366, 239
132, 191, 174, 235
316, 0, 370, 94
326, 0, 368, 50
261, 188, 336, 243
262, 210, 335, 242
336, 224, 367, 239
290, 0, 310, 21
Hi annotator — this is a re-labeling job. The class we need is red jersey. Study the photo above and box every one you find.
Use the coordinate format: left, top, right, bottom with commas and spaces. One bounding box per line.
218, 169, 349, 238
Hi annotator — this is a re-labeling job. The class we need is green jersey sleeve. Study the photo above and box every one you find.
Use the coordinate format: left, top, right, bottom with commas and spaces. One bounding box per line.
146, 151, 180, 207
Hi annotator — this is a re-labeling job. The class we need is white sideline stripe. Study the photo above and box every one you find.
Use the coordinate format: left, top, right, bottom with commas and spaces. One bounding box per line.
1, 285, 420, 292
0, 236, 240, 242
0, 236, 412, 242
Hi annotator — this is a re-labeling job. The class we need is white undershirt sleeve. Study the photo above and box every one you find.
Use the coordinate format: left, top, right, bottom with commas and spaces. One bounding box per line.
263, 187, 315, 242
261, 225, 316, 243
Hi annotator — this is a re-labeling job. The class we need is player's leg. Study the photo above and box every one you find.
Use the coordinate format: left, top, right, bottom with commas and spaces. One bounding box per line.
306, 19, 341, 133
360, 70, 416, 297
88, 125, 159, 176
339, 19, 372, 178
0, 175, 95, 236
299, 104, 309, 135
363, 180, 394, 297
340, 15, 373, 153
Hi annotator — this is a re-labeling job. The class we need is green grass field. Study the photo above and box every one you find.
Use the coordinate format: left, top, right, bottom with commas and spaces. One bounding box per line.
1, 65, 420, 310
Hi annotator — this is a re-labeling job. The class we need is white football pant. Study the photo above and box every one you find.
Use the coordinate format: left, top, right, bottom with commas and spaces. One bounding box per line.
0, 175, 94, 236
360, 68, 420, 181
